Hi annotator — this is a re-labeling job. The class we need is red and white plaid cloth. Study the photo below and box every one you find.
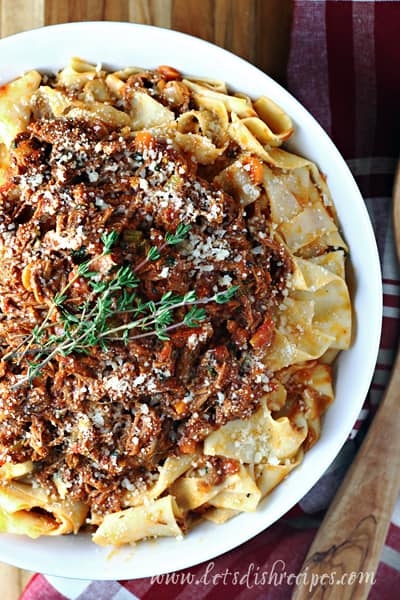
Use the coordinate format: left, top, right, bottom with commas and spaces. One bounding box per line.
20, 1, 400, 598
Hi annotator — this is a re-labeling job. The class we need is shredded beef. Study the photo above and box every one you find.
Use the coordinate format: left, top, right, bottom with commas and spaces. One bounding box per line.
0, 114, 292, 514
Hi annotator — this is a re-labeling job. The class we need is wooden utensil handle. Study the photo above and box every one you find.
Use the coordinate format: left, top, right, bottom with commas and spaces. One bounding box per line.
292, 348, 400, 600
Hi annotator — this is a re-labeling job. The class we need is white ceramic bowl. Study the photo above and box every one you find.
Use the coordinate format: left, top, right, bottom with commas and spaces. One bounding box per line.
0, 21, 382, 580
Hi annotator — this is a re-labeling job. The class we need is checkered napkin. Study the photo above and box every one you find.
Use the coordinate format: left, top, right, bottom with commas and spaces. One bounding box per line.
20, 1, 400, 598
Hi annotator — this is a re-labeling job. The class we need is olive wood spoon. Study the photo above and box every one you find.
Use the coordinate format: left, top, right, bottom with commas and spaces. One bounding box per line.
292, 163, 400, 600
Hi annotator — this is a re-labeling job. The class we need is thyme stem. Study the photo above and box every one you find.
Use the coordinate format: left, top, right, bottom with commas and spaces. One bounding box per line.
6, 225, 239, 390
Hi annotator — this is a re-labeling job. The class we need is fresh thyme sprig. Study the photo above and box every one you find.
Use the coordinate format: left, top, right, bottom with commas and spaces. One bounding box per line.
7, 225, 240, 390
3, 232, 122, 365
165, 223, 191, 245
133, 223, 192, 273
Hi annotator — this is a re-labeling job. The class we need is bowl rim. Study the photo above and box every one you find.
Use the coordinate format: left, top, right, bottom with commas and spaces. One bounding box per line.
0, 20, 383, 580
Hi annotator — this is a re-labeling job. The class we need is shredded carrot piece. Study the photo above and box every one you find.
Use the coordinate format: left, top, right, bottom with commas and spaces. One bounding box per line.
250, 316, 275, 348
174, 401, 187, 416
21, 265, 33, 292
134, 131, 155, 150
0, 180, 12, 194
245, 156, 264, 185
179, 438, 197, 454
157, 65, 181, 81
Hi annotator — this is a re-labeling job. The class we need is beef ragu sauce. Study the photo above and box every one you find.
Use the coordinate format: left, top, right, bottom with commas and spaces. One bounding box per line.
0, 91, 293, 515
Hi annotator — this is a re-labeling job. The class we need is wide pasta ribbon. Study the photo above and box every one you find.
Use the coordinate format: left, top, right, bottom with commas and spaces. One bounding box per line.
0, 481, 88, 538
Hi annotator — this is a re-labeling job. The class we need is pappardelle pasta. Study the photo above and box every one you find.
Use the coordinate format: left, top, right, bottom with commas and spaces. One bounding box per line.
0, 58, 351, 547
